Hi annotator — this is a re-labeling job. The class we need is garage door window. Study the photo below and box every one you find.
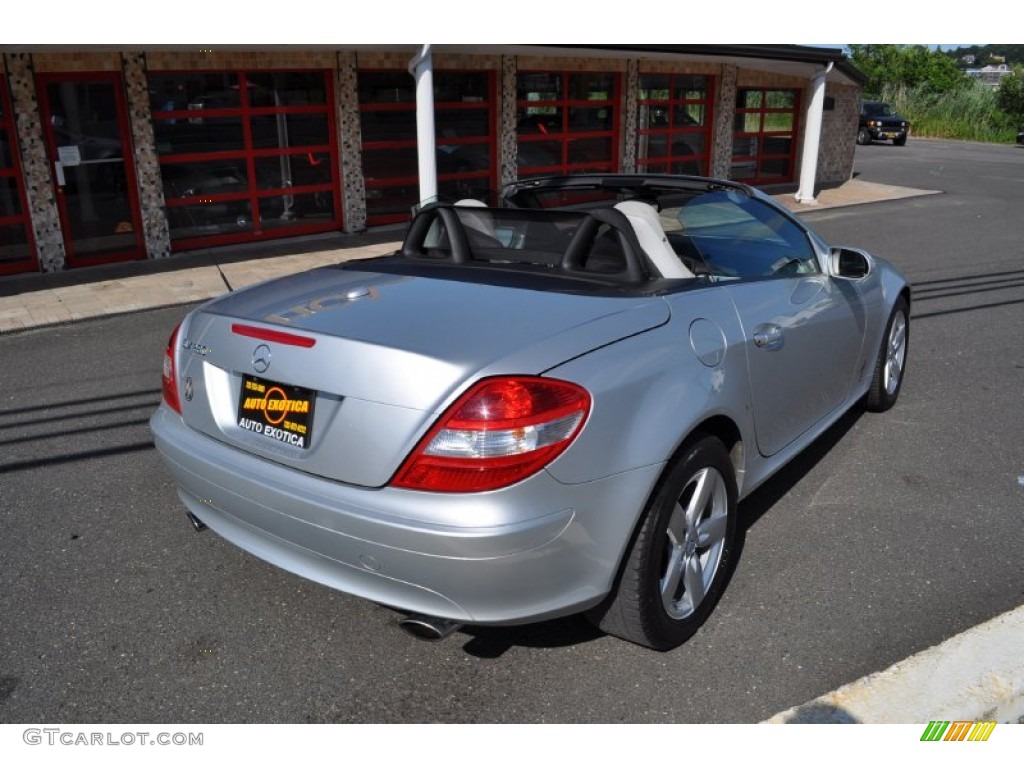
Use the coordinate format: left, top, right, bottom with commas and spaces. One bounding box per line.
151, 70, 341, 250
636, 74, 714, 176
517, 71, 620, 179
730, 88, 800, 185
359, 70, 496, 226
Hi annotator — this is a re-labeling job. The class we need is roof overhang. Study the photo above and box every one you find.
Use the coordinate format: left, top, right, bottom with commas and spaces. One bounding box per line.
0, 43, 866, 87
514, 44, 865, 87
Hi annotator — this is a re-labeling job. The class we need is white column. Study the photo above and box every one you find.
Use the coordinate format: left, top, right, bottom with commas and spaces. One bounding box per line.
794, 62, 832, 205
408, 44, 437, 206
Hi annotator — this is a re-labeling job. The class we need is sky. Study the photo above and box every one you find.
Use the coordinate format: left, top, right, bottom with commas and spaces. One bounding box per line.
4, 3, 1013, 45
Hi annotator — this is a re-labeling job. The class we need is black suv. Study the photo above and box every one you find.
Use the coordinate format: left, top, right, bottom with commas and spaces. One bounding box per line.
858, 101, 910, 146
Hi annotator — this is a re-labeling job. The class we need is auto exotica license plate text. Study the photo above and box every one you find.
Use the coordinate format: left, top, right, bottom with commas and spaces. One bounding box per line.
237, 375, 314, 449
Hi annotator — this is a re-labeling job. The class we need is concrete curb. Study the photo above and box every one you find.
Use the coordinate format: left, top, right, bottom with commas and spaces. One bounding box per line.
765, 605, 1024, 724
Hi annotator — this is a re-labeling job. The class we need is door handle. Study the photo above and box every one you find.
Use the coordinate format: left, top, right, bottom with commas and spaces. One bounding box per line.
753, 323, 784, 350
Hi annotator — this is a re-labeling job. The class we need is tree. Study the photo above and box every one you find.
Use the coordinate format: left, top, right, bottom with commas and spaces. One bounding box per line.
848, 45, 968, 96
996, 72, 1024, 125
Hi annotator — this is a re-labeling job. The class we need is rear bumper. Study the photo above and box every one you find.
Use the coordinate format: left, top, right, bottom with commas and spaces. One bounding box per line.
150, 406, 662, 624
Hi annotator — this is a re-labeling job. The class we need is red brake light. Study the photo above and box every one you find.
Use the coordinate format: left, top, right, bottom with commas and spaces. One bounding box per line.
162, 322, 182, 414
231, 323, 316, 348
392, 376, 591, 493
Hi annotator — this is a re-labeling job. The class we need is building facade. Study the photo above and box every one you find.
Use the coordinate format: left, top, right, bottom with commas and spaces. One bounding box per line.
0, 45, 864, 277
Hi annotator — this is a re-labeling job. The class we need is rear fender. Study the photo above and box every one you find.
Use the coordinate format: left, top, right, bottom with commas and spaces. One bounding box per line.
544, 292, 754, 489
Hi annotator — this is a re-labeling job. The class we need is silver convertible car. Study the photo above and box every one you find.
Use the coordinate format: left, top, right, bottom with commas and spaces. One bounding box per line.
150, 174, 910, 651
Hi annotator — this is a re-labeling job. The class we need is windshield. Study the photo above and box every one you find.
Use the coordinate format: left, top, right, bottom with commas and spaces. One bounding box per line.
863, 103, 896, 117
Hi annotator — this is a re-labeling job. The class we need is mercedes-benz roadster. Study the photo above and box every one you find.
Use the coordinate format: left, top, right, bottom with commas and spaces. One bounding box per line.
150, 175, 910, 650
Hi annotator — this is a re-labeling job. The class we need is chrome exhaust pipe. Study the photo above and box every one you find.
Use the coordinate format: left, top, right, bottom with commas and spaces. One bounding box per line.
186, 512, 208, 532
398, 614, 462, 641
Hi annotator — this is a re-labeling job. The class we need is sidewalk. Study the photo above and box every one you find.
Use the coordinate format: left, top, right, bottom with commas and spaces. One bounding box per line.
0, 179, 941, 335
0, 230, 401, 333
764, 605, 1024, 724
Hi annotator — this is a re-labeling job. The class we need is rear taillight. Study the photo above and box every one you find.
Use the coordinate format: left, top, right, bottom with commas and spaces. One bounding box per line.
392, 376, 591, 493
162, 322, 182, 414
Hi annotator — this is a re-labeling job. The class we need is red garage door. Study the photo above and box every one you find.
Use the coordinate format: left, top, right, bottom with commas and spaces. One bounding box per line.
516, 71, 620, 179
358, 70, 497, 226
731, 88, 801, 185
151, 70, 342, 251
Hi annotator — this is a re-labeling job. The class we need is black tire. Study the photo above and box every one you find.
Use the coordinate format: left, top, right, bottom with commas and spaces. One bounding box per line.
892, 135, 907, 146
588, 434, 738, 651
857, 127, 873, 146
865, 296, 909, 412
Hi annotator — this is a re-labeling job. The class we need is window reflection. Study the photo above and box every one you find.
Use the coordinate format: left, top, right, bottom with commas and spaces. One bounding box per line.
0, 128, 13, 170
255, 154, 332, 191
150, 73, 241, 112
154, 117, 245, 156
166, 200, 253, 240
161, 160, 248, 200
247, 72, 326, 106
0, 223, 31, 263
250, 113, 329, 149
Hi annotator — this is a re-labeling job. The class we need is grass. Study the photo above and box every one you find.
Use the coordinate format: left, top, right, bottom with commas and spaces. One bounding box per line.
878, 82, 1019, 144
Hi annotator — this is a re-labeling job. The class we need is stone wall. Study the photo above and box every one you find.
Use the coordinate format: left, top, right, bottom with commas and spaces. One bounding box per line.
336, 51, 366, 233
711, 65, 738, 179
3, 53, 65, 272
499, 56, 518, 187
818, 83, 859, 186
621, 60, 638, 174
145, 50, 336, 71
32, 51, 121, 73
122, 53, 172, 260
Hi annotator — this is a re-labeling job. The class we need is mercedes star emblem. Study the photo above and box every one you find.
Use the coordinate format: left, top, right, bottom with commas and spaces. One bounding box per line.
252, 344, 271, 373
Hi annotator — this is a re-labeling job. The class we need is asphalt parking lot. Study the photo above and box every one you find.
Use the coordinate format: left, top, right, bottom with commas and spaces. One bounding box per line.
0, 139, 1021, 724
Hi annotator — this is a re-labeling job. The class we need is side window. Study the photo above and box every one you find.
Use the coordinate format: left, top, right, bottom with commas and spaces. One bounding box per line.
676, 191, 819, 281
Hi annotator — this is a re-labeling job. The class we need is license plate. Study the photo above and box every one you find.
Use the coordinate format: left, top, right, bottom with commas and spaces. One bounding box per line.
237, 374, 315, 450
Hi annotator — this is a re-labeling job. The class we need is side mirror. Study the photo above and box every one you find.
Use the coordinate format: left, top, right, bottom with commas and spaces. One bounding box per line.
830, 247, 872, 279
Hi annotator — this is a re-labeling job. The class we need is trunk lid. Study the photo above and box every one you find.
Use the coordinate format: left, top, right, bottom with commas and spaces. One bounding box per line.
174, 265, 668, 487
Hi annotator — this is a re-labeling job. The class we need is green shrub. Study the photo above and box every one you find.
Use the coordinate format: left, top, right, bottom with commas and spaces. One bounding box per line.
876, 81, 1018, 143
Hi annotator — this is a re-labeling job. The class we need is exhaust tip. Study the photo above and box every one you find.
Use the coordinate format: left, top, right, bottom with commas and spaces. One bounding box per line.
186, 512, 208, 532
398, 614, 462, 642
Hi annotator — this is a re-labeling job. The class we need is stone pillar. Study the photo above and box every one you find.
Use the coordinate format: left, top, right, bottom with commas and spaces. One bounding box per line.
621, 59, 638, 174
499, 55, 518, 187
711, 64, 737, 180
4, 52, 65, 272
336, 51, 366, 233
121, 52, 172, 259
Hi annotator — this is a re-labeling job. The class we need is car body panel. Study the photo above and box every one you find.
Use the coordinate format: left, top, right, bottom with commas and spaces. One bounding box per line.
727, 275, 868, 456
